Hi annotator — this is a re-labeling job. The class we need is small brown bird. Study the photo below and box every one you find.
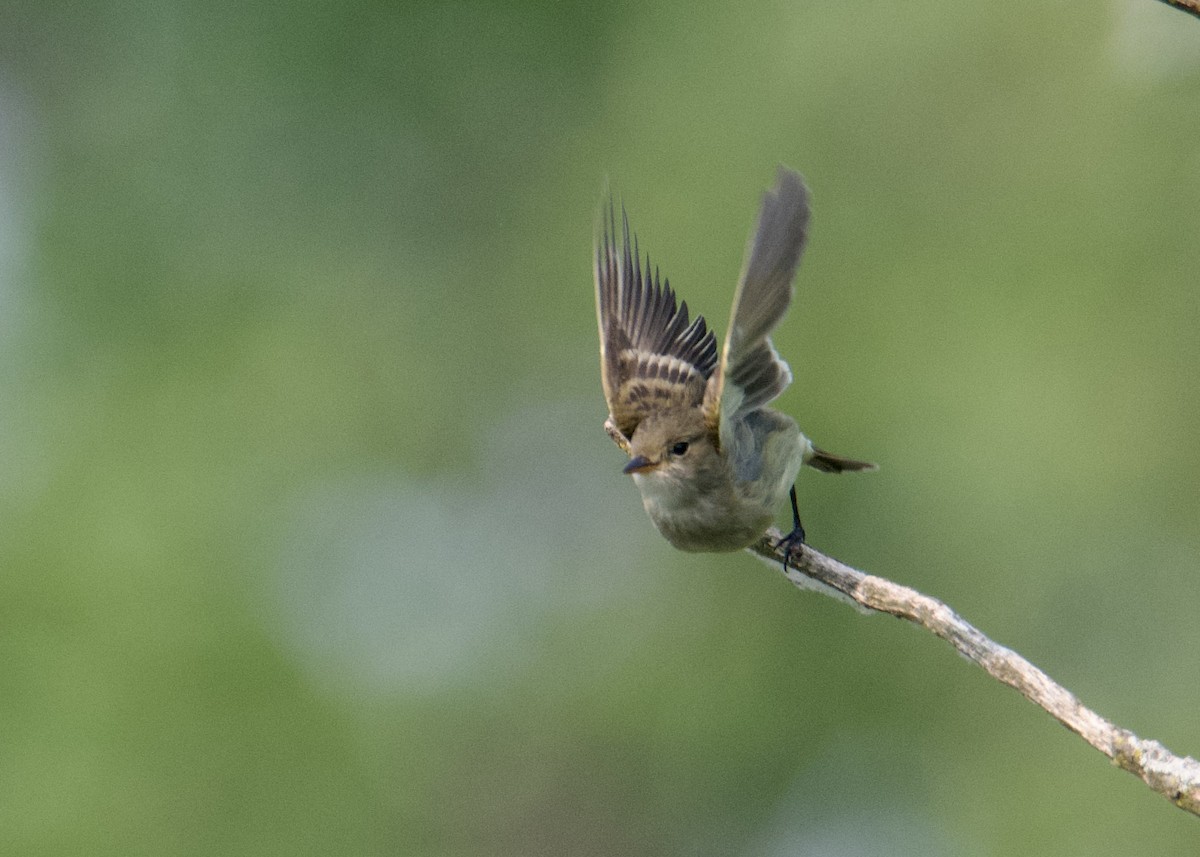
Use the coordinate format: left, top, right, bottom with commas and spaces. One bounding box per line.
594, 167, 875, 555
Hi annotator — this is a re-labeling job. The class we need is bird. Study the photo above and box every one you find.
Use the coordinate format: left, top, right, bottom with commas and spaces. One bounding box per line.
594, 166, 875, 557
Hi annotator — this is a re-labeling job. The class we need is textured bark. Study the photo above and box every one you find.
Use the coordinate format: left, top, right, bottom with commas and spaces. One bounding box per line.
749, 532, 1200, 817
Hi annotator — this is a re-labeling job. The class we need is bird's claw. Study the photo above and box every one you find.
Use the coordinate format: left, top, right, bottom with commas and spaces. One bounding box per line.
774, 524, 806, 570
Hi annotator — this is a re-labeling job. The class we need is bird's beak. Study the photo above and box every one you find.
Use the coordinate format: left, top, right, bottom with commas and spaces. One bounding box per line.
623, 455, 657, 475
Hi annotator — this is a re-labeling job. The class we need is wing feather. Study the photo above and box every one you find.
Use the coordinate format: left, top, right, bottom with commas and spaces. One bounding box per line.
703, 167, 810, 447
595, 200, 718, 439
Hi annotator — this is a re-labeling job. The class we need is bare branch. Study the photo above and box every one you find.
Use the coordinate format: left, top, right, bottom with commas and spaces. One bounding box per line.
1156, 0, 1200, 21
748, 530, 1200, 817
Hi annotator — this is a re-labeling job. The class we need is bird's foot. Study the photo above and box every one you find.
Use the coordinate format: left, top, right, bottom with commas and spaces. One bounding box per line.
774, 523, 806, 570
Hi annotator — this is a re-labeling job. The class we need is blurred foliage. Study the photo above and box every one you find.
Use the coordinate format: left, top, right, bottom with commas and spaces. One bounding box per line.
0, 1, 1198, 854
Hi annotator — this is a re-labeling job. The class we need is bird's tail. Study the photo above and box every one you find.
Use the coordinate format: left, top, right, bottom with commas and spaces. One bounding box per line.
807, 446, 878, 473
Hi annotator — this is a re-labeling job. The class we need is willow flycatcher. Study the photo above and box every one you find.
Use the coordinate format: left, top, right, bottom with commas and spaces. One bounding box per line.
595, 166, 874, 555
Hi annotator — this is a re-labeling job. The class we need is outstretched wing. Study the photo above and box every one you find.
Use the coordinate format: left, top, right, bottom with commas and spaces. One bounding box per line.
703, 167, 810, 449
595, 200, 718, 440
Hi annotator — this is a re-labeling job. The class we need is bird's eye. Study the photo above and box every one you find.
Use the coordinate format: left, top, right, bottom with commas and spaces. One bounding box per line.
670, 441, 689, 456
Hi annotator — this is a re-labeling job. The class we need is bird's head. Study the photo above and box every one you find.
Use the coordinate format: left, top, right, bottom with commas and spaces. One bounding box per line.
623, 408, 714, 482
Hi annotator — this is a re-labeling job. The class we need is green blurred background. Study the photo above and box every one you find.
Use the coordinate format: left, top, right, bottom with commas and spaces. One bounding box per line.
1, 0, 1198, 853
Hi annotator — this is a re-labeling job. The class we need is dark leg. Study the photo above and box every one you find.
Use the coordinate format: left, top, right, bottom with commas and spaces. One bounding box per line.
774, 485, 806, 568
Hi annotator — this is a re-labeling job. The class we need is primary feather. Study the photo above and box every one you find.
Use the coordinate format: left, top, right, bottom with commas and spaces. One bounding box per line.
595, 201, 719, 440
703, 168, 811, 450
